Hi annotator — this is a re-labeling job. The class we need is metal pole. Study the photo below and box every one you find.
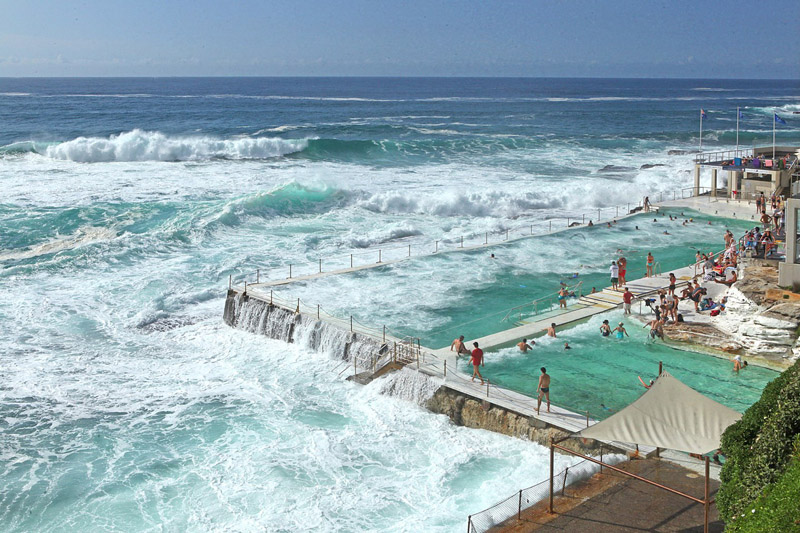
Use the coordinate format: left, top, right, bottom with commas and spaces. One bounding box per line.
659, 361, 663, 375
378, 249, 382, 263
600, 446, 603, 473
486, 379, 489, 397
350, 316, 353, 332
350, 254, 353, 268
244, 281, 247, 295
598, 208, 601, 221
460, 236, 464, 248
408, 244, 411, 257
549, 220, 552, 233
567, 217, 570, 227
257, 269, 260, 284
586, 411, 589, 427
518, 489, 523, 520
484, 232, 488, 245
582, 214, 585, 224
552, 443, 707, 504
383, 325, 386, 342
704, 457, 710, 533
317, 304, 320, 320
549, 438, 555, 513
289, 264, 292, 278
562, 467, 569, 495
530, 224, 533, 235
270, 290, 273, 305
229, 274, 231, 289
616, 206, 619, 217
467, 516, 471, 533
444, 359, 447, 377
319, 258, 322, 273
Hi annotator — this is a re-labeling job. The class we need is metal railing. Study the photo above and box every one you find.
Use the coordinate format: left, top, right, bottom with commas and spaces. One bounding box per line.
467, 457, 603, 533
501, 282, 583, 323
694, 148, 753, 165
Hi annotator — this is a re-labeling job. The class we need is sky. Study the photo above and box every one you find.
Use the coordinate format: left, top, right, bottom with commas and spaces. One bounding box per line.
1, 0, 798, 78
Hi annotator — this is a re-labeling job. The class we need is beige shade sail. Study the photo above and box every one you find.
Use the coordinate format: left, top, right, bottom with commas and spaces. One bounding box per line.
579, 371, 742, 454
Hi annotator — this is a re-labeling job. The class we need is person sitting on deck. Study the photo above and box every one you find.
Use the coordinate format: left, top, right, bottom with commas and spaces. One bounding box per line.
715, 265, 738, 286
450, 335, 470, 357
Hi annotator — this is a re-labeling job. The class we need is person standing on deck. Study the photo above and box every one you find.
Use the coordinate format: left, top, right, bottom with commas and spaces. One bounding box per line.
450, 335, 470, 357
646, 252, 655, 278
622, 287, 634, 315
469, 342, 484, 384
610, 261, 619, 291
644, 196, 650, 213
668, 273, 677, 297
618, 256, 627, 285
537, 367, 551, 415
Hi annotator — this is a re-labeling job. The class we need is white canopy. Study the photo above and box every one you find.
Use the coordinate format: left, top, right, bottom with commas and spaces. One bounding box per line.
579, 371, 742, 454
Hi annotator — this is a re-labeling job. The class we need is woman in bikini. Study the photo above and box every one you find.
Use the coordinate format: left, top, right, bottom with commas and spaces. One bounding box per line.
646, 252, 654, 278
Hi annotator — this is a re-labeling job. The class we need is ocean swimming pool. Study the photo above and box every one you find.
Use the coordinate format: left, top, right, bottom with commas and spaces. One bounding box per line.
471, 310, 778, 419
276, 207, 757, 348
274, 207, 776, 416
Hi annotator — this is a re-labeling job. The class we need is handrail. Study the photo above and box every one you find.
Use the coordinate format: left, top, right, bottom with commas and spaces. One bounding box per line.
501, 281, 583, 323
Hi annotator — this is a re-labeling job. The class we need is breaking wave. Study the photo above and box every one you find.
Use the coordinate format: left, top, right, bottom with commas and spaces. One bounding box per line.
11, 130, 310, 162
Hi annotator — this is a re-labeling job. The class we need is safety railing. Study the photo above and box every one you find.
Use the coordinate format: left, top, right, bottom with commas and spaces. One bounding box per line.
228, 184, 736, 291
694, 148, 752, 165
232, 199, 659, 289
501, 282, 583, 323
467, 457, 606, 533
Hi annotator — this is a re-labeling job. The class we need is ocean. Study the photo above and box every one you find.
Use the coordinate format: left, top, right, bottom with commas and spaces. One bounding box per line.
0, 77, 798, 532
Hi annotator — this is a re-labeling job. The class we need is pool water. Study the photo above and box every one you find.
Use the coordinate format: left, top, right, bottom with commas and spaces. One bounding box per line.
473, 311, 778, 418
278, 207, 756, 348
273, 207, 776, 416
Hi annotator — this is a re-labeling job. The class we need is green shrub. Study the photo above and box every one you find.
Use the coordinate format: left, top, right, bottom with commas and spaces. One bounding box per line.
718, 359, 800, 524
723, 452, 800, 533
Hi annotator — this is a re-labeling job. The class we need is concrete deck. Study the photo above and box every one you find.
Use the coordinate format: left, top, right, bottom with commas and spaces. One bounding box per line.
496, 458, 722, 532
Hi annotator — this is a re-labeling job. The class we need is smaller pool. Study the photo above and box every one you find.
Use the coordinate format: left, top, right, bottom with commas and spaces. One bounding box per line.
466, 311, 778, 419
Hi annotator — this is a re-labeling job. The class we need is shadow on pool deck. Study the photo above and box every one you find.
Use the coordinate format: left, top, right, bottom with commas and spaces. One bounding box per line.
494, 458, 724, 533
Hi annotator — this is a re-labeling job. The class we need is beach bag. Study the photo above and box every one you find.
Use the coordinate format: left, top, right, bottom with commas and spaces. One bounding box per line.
710, 309, 721, 316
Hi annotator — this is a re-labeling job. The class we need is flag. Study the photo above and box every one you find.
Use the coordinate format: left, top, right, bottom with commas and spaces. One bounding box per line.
701, 109, 707, 119
775, 113, 787, 125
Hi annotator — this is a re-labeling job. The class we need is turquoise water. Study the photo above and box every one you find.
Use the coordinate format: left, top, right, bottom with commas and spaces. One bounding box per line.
476, 311, 778, 419
2, 78, 796, 532
277, 208, 775, 417
279, 207, 757, 348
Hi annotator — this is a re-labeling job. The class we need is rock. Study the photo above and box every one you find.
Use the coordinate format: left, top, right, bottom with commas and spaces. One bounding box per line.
640, 163, 666, 170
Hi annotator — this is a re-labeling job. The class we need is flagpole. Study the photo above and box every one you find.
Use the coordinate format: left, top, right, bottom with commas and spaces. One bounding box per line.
699, 110, 703, 152
773, 111, 776, 160
736, 107, 740, 154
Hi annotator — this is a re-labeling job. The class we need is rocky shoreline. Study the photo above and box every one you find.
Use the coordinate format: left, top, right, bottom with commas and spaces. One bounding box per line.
660, 258, 800, 370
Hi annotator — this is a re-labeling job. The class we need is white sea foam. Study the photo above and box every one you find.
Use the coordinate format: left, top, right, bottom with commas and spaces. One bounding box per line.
42, 129, 309, 162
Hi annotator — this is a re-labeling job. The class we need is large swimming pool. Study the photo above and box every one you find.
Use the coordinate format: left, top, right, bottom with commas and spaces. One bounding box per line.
275, 207, 776, 416
470, 310, 777, 419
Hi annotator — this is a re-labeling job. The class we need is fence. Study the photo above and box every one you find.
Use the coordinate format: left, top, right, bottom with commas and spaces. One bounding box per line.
467, 457, 603, 533
232, 185, 727, 293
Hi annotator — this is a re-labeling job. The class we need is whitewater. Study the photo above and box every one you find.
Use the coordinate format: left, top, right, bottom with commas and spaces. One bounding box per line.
0, 77, 798, 532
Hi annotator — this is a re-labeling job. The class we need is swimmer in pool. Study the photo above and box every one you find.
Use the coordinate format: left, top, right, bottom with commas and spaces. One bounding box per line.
613, 322, 629, 339
599, 320, 611, 337
517, 338, 534, 352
